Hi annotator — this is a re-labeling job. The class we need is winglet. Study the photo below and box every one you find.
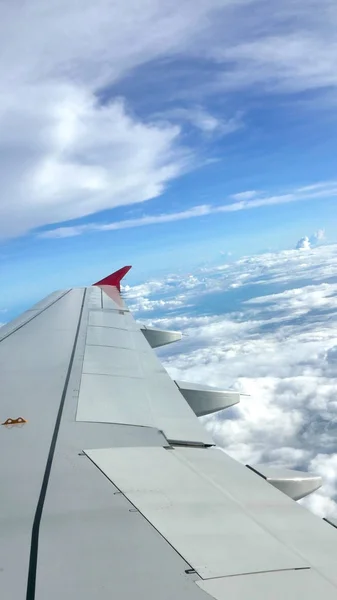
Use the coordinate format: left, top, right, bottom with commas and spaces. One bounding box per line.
93, 265, 132, 291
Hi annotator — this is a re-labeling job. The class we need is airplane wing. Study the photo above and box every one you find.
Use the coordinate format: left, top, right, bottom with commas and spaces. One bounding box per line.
1, 266, 337, 600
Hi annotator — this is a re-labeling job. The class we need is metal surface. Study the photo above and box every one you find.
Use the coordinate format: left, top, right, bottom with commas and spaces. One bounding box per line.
77, 370, 214, 444
101, 285, 129, 310
88, 309, 137, 329
37, 463, 210, 600
26, 287, 209, 600
83, 343, 145, 377
0, 289, 70, 342
0, 288, 84, 599
94, 266, 131, 291
175, 380, 240, 416
86, 446, 308, 579
180, 448, 337, 589
77, 373, 154, 425
325, 517, 337, 529
86, 325, 150, 350
87, 286, 102, 309
140, 325, 182, 348
196, 569, 337, 600
77, 299, 214, 444
248, 464, 322, 500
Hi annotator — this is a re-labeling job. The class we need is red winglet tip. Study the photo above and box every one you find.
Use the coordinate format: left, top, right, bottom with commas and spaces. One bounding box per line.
93, 265, 132, 290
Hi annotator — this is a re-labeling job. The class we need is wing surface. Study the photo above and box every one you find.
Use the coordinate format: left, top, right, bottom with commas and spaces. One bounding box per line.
1, 267, 337, 600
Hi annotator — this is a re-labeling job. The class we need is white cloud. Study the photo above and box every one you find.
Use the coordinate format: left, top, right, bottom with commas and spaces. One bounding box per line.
310, 228, 326, 244
213, 13, 337, 94
156, 106, 243, 135
245, 283, 337, 320
123, 281, 168, 299
130, 243, 337, 518
0, 90, 186, 238
0, 0, 231, 89
218, 243, 337, 288
326, 346, 337, 364
296, 229, 326, 249
1, 0, 337, 239
296, 236, 311, 250
39, 205, 211, 238
302, 454, 337, 517
0, 0, 236, 239
230, 190, 259, 201
39, 180, 337, 238
129, 296, 186, 313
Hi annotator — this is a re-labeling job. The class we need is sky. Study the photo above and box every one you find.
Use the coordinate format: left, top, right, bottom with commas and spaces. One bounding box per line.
0, 1, 337, 517
1, 0, 337, 317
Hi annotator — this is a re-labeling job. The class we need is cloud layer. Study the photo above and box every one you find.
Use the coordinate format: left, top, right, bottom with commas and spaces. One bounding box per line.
126, 243, 337, 518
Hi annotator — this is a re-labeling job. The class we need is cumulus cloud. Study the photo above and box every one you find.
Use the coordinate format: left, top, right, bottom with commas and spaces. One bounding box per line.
302, 454, 337, 517
296, 229, 326, 250
0, 90, 186, 238
296, 236, 311, 250
310, 229, 326, 244
127, 243, 337, 518
129, 297, 186, 313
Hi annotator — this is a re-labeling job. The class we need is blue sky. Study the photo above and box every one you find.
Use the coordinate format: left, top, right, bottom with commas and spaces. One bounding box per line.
1, 0, 337, 317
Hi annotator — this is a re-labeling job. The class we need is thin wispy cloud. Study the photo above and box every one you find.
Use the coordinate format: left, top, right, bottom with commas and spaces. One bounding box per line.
155, 106, 243, 135
39, 205, 211, 238
39, 180, 337, 238
230, 191, 259, 201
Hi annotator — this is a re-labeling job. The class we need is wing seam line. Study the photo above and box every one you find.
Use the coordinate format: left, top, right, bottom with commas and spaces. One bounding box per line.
26, 288, 87, 600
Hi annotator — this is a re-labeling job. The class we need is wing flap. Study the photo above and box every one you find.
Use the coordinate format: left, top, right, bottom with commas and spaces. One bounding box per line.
85, 446, 308, 580
77, 298, 213, 445
196, 569, 337, 600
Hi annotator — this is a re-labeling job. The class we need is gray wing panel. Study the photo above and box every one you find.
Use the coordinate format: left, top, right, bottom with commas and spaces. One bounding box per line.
100, 285, 129, 310
85, 445, 337, 590
85, 447, 308, 579
36, 444, 209, 600
28, 287, 210, 600
0, 285, 210, 600
0, 288, 84, 599
177, 447, 337, 588
76, 294, 213, 445
196, 569, 337, 600
0, 289, 70, 342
